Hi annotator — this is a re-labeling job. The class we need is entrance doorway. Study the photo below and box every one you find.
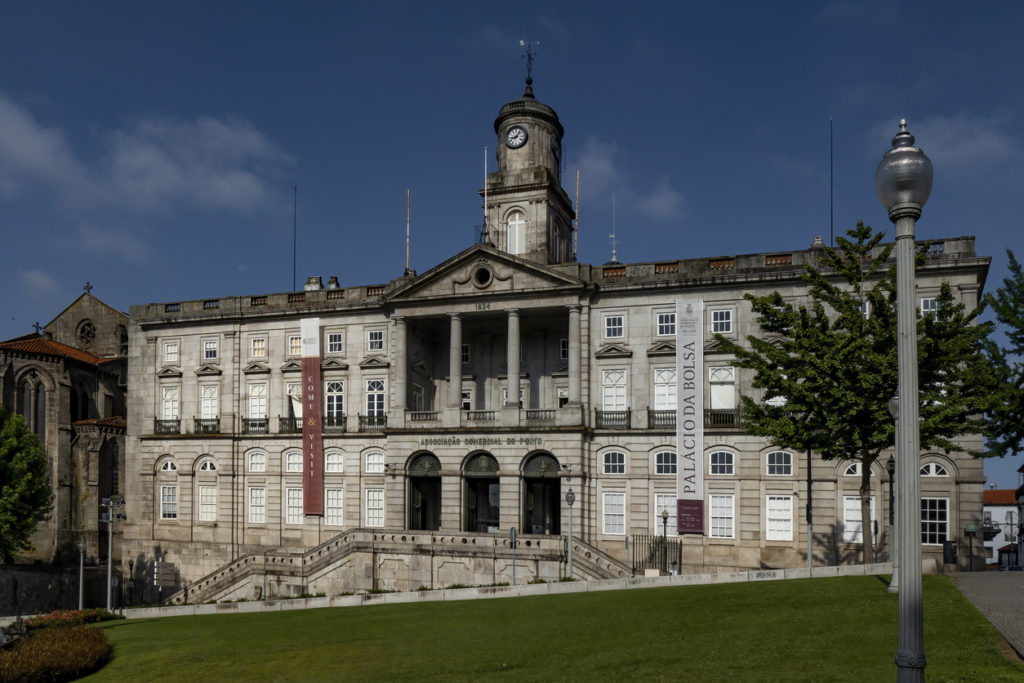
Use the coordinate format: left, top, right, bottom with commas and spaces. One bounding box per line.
522, 453, 560, 535
408, 453, 441, 531
464, 453, 500, 532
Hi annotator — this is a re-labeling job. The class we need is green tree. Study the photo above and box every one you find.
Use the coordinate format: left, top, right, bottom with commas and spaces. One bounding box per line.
716, 223, 995, 563
0, 405, 52, 562
984, 250, 1024, 458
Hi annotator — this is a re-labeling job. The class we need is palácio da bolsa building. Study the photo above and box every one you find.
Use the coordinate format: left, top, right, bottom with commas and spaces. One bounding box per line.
118, 77, 989, 604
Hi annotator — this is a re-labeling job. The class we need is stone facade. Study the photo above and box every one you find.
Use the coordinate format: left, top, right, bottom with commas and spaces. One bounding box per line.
122, 82, 989, 601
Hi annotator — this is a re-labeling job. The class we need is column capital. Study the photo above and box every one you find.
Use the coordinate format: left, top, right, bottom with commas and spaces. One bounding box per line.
448, 312, 462, 320
507, 308, 520, 317
567, 304, 581, 313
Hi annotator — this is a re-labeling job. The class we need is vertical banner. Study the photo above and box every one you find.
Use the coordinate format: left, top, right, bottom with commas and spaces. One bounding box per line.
301, 318, 324, 516
676, 299, 705, 534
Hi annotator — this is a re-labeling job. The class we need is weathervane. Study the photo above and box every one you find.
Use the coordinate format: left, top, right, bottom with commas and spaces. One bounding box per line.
33, 322, 42, 334
84, 282, 93, 294
520, 39, 539, 96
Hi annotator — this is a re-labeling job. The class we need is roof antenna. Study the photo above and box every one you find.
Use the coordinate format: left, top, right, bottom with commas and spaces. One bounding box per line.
519, 39, 539, 98
482, 146, 490, 244
574, 169, 580, 261
292, 185, 298, 290
606, 193, 620, 265
405, 189, 411, 275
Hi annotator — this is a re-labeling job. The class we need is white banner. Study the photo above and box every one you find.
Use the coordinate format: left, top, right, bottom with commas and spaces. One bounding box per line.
676, 299, 704, 534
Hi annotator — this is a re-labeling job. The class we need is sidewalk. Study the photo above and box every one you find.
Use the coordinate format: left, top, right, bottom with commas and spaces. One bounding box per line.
953, 571, 1024, 657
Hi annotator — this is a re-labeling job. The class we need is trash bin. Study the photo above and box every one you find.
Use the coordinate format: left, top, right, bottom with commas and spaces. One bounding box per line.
942, 540, 957, 565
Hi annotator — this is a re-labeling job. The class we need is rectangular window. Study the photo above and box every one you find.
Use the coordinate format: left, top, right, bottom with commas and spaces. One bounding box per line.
655, 451, 677, 475
604, 314, 624, 339
921, 498, 948, 545
461, 343, 470, 364
365, 379, 385, 416
711, 309, 732, 334
709, 366, 736, 410
656, 312, 676, 336
365, 488, 384, 527
250, 337, 266, 358
461, 389, 473, 411
328, 332, 344, 354
367, 329, 384, 351
557, 386, 569, 408
163, 341, 179, 364
559, 338, 569, 361
920, 297, 939, 319
653, 368, 677, 410
601, 369, 626, 410
286, 488, 303, 525
502, 385, 525, 408
326, 381, 344, 418
248, 487, 266, 524
767, 451, 792, 476
710, 451, 734, 475
766, 495, 793, 541
286, 381, 302, 419
603, 451, 625, 474
842, 496, 876, 544
160, 485, 178, 520
203, 339, 218, 361
709, 494, 734, 538
248, 383, 267, 419
325, 488, 344, 526
412, 384, 425, 411
288, 335, 302, 356
603, 492, 625, 534
365, 451, 385, 473
162, 386, 179, 420
200, 385, 218, 420
198, 485, 216, 522
654, 493, 678, 536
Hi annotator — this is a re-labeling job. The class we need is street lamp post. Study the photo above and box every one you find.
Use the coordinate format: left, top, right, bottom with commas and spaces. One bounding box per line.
565, 487, 575, 579
661, 509, 669, 574
876, 119, 932, 682
78, 538, 86, 610
100, 497, 127, 611
886, 450, 898, 594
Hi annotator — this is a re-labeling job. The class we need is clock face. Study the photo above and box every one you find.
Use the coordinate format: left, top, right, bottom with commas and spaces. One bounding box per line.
506, 126, 528, 149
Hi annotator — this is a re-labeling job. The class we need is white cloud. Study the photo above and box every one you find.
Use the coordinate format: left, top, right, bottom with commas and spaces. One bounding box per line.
910, 113, 1019, 173
0, 92, 292, 214
576, 136, 686, 222
75, 223, 152, 264
17, 269, 60, 301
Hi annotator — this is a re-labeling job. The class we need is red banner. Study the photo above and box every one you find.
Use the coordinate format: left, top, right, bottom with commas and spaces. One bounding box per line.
301, 319, 323, 516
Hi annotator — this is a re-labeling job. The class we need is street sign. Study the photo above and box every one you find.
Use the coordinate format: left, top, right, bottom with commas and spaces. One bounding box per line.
154, 562, 177, 587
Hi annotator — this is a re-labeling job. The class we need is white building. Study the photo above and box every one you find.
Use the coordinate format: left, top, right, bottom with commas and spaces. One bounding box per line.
122, 79, 989, 604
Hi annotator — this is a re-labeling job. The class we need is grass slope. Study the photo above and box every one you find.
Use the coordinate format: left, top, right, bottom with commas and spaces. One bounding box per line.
84, 575, 1021, 682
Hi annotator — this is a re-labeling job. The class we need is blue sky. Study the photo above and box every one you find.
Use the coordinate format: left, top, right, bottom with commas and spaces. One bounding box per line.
2, 1, 1023, 486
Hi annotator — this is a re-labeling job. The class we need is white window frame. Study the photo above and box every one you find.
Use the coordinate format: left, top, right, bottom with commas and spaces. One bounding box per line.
326, 380, 344, 418
198, 459, 217, 471
288, 334, 302, 357
603, 491, 625, 535
601, 369, 626, 410
198, 484, 216, 522
709, 366, 736, 410
603, 451, 625, 474
412, 384, 425, 411
603, 313, 625, 339
655, 450, 677, 475
507, 209, 526, 255
656, 311, 676, 336
248, 451, 267, 473
250, 336, 266, 358
160, 485, 178, 520
654, 493, 678, 536
163, 340, 179, 364
285, 450, 302, 473
711, 309, 733, 334
248, 486, 266, 524
365, 488, 384, 527
286, 487, 304, 525
327, 331, 344, 354
325, 488, 344, 526
921, 497, 948, 545
653, 368, 677, 410
365, 451, 385, 474
202, 338, 218, 361
200, 384, 218, 420
286, 381, 302, 419
709, 494, 735, 539
160, 460, 177, 472
766, 495, 793, 541
161, 386, 180, 420
767, 450, 793, 476
461, 389, 473, 411
366, 379, 385, 416
920, 297, 939, 319
710, 451, 734, 476
842, 495, 876, 544
559, 338, 569, 361
367, 329, 384, 352
461, 343, 470, 364
325, 450, 344, 473
248, 383, 267, 419
920, 462, 949, 477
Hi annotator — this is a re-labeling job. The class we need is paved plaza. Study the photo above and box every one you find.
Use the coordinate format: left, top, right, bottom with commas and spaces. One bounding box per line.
954, 571, 1024, 657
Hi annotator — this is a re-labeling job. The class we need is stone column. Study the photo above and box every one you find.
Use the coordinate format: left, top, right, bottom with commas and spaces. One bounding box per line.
506, 309, 520, 406
392, 316, 407, 426
448, 313, 462, 408
568, 305, 581, 404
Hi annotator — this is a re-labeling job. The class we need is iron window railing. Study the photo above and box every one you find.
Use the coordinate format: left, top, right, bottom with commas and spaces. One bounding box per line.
359, 414, 387, 432
648, 409, 675, 429
154, 418, 180, 435
242, 418, 269, 434
193, 418, 220, 434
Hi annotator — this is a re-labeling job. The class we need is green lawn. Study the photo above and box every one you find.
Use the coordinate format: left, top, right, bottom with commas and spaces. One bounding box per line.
84, 575, 1021, 682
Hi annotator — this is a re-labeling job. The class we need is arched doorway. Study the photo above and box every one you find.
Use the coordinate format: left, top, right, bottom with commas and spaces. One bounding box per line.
408, 453, 441, 531
523, 453, 560, 535
464, 453, 500, 533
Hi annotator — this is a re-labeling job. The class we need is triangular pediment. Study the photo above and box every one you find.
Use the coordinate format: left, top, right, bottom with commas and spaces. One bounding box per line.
195, 364, 223, 376
322, 358, 349, 371
157, 366, 182, 378
595, 343, 633, 359
280, 359, 302, 373
647, 341, 676, 357
243, 361, 271, 374
359, 355, 390, 369
385, 243, 584, 303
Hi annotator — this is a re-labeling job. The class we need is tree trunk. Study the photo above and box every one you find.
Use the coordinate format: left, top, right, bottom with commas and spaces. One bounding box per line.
860, 456, 875, 564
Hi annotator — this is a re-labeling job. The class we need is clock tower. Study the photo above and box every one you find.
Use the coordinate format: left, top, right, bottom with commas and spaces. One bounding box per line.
482, 77, 575, 265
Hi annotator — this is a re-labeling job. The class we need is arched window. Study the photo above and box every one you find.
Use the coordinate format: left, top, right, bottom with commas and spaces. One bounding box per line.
408, 453, 441, 476
248, 451, 266, 473
507, 210, 526, 255
920, 462, 949, 477
365, 451, 385, 473
655, 451, 676, 475
160, 460, 178, 472
767, 451, 792, 476
709, 451, 734, 475
844, 463, 875, 477
33, 383, 45, 441
198, 459, 217, 471
285, 450, 302, 473
603, 451, 625, 474
325, 450, 344, 473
